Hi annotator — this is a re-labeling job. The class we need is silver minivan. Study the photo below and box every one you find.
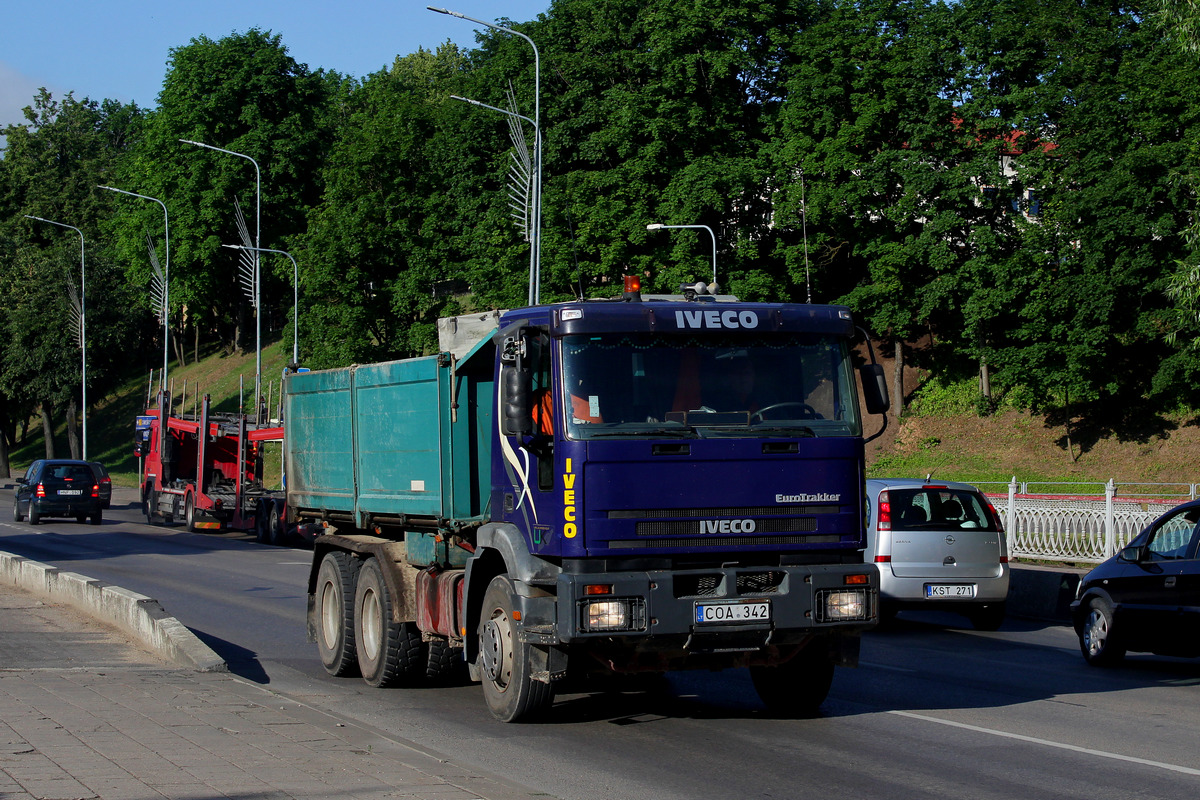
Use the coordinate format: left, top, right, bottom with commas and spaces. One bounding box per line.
865, 479, 1010, 630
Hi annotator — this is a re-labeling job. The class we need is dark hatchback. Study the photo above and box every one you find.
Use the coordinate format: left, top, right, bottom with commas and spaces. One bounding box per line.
1072, 499, 1200, 665
12, 459, 104, 525
88, 461, 112, 509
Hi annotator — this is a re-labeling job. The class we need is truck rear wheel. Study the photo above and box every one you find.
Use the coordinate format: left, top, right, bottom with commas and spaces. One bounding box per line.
354, 558, 426, 687
427, 638, 465, 683
750, 640, 835, 717
478, 574, 554, 722
316, 551, 361, 677
268, 504, 284, 546
185, 495, 197, 532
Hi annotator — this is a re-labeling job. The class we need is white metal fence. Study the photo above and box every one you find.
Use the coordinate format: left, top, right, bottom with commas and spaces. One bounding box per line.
976, 480, 1198, 564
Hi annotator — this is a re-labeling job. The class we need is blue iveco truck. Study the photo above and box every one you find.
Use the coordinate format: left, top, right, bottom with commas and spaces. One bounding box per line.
287, 284, 889, 721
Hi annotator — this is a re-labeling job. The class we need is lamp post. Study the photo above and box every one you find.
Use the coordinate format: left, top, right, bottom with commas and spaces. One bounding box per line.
100, 185, 170, 391
25, 215, 88, 460
223, 244, 299, 365
646, 223, 718, 285
430, 5, 542, 304
181, 139, 262, 397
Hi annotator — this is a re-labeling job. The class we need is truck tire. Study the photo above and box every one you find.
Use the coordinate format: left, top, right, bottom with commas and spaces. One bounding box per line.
427, 638, 466, 683
750, 640, 835, 717
478, 574, 554, 722
316, 551, 361, 677
354, 557, 426, 687
143, 491, 155, 524
185, 495, 197, 532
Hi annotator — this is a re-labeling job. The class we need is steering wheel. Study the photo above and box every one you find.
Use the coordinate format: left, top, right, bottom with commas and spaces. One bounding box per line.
751, 402, 821, 422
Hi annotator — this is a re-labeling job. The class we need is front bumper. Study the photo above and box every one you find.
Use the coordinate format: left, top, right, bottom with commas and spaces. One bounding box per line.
550, 562, 878, 653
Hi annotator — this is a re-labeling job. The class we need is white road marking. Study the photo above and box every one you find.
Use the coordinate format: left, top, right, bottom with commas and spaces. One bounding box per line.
889, 710, 1200, 777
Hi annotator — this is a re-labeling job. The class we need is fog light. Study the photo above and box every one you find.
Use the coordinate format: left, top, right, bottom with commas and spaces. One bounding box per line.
580, 597, 647, 632
816, 588, 868, 622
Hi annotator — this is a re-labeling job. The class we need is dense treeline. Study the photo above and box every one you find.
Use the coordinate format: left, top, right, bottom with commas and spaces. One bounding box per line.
2, 0, 1200, 474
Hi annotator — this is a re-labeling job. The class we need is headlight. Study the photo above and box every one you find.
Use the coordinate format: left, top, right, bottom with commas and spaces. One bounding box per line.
580, 598, 647, 632
816, 588, 870, 622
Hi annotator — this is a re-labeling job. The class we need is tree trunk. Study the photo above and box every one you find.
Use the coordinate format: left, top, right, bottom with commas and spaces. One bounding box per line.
980, 358, 991, 402
173, 326, 187, 368
1064, 389, 1078, 463
66, 398, 80, 460
0, 418, 10, 479
194, 323, 200, 365
892, 339, 904, 417
40, 403, 56, 459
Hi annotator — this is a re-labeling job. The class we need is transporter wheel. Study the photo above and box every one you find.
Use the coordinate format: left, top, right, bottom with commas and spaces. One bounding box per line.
315, 551, 361, 677
354, 557, 426, 687
750, 640, 835, 718
268, 504, 285, 546
185, 495, 197, 532
1079, 596, 1126, 666
478, 574, 554, 722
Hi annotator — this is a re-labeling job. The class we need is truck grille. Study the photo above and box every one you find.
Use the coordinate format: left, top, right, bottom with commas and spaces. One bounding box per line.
609, 505, 838, 518
634, 518, 816, 537
607, 535, 841, 549
674, 570, 787, 598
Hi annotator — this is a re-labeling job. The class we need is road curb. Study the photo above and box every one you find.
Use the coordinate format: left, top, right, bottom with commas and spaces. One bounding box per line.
0, 549, 227, 672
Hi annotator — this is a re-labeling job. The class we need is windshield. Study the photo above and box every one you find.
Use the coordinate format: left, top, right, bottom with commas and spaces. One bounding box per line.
559, 330, 861, 439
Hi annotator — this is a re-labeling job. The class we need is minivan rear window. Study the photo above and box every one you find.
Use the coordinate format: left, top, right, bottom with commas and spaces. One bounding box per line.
886, 488, 998, 531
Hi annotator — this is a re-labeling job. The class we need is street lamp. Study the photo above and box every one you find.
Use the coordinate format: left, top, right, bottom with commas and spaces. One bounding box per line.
25, 215, 88, 460
646, 223, 718, 285
181, 139, 263, 398
222, 244, 299, 365
430, 5, 542, 304
99, 185, 170, 391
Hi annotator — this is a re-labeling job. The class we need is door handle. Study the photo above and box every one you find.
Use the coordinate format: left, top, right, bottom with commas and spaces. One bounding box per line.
1165, 576, 1178, 588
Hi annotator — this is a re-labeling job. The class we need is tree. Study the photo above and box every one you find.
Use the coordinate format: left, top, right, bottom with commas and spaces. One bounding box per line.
109, 29, 338, 366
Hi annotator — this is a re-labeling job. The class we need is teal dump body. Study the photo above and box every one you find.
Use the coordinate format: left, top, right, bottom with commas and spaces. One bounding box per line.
284, 341, 494, 530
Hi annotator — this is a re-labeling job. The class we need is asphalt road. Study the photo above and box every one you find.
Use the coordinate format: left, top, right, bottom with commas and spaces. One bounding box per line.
3, 486, 1199, 800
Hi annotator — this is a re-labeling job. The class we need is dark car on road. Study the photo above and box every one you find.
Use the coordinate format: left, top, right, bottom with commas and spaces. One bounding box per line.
1072, 498, 1200, 665
88, 461, 112, 509
12, 459, 104, 525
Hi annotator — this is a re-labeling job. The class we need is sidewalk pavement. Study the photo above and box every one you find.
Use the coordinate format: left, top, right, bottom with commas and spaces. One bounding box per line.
0, 580, 544, 800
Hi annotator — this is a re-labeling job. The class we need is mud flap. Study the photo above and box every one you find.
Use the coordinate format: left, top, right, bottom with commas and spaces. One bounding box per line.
528, 644, 569, 684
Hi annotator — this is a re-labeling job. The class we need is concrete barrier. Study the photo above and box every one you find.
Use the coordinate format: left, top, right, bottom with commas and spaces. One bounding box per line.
1007, 562, 1089, 624
0, 550, 227, 672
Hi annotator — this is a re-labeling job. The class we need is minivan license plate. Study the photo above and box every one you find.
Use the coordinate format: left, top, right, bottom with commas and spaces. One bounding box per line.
695, 601, 771, 624
926, 584, 976, 598
58, 489, 82, 496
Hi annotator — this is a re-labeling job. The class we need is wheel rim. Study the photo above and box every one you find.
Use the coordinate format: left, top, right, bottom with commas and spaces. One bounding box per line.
360, 586, 382, 661
480, 609, 512, 689
319, 580, 340, 649
1083, 609, 1108, 657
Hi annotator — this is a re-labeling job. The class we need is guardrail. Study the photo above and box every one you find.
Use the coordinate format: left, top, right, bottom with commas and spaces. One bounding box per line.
976, 479, 1196, 564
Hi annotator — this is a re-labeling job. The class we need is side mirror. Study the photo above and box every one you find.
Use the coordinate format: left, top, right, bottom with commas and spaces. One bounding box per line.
859, 363, 890, 416
501, 365, 533, 436
1118, 545, 1144, 563
15, 477, 27, 486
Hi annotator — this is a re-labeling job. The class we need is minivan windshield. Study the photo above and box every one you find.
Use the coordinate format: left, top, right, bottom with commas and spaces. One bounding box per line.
559, 330, 861, 440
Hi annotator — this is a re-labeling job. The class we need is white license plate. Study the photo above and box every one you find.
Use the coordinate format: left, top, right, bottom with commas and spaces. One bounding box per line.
695, 601, 771, 624
925, 584, 976, 599
58, 489, 83, 496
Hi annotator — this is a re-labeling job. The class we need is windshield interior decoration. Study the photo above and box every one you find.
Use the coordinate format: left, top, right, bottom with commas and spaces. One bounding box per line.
560, 332, 861, 439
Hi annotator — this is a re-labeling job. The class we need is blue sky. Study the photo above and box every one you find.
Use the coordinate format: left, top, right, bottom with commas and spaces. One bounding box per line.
1, 1, 552, 133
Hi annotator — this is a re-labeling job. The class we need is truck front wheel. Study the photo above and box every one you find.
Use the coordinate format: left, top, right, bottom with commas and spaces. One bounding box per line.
750, 640, 835, 717
478, 574, 554, 722
185, 495, 197, 532
354, 557, 426, 687
316, 552, 360, 677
